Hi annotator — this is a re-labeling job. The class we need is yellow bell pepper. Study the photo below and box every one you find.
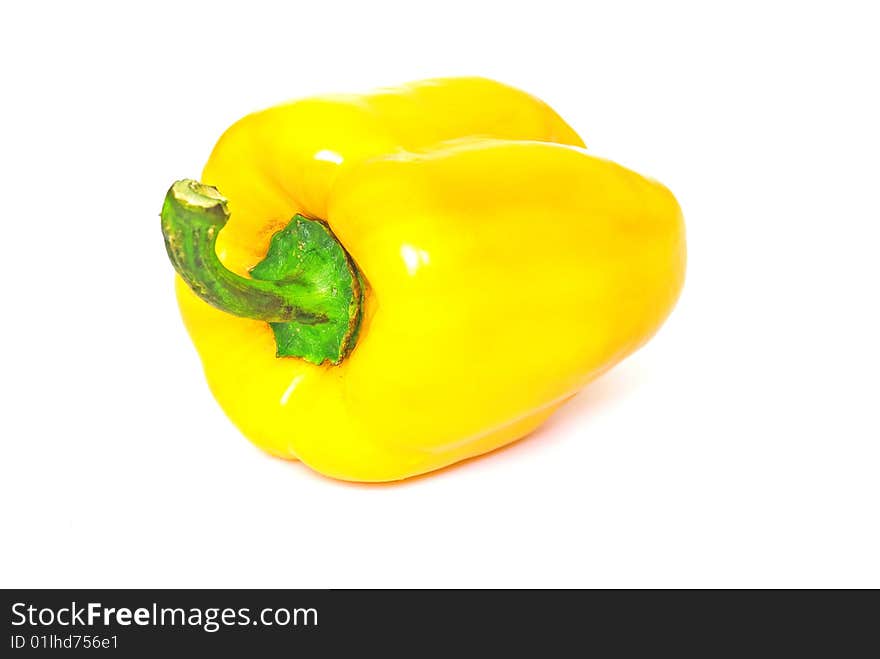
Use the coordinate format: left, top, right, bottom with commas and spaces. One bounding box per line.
160, 77, 686, 482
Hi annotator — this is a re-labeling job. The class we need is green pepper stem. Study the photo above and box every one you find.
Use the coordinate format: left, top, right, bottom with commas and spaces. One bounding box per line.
160, 179, 363, 364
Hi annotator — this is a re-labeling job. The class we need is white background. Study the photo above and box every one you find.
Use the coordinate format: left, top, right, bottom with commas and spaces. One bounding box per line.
1, 1, 878, 588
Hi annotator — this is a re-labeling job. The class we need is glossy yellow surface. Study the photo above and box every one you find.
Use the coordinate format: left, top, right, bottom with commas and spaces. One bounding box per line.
175, 77, 686, 482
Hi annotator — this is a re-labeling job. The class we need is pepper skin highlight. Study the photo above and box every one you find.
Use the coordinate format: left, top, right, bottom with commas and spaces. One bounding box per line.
160, 77, 686, 482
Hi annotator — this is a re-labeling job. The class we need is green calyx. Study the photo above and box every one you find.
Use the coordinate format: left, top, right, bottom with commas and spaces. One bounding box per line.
160, 179, 363, 364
